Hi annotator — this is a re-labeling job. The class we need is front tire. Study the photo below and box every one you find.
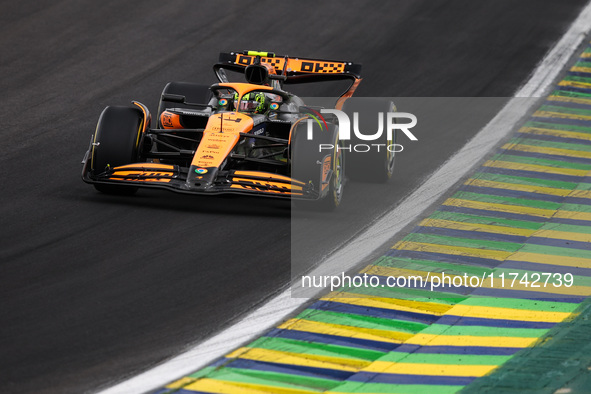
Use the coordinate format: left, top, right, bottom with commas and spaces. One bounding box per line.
91, 106, 144, 195
291, 121, 343, 211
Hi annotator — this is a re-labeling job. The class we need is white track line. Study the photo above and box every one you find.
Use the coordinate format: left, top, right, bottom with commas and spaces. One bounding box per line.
97, 3, 591, 393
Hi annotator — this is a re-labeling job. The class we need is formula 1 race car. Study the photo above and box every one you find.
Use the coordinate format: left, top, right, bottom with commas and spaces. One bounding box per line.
81, 51, 396, 209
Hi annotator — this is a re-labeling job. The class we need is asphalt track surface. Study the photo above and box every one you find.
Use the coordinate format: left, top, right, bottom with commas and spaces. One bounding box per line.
0, 1, 588, 393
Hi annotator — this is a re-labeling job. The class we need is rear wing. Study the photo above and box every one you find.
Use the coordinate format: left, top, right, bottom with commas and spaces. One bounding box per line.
214, 51, 362, 107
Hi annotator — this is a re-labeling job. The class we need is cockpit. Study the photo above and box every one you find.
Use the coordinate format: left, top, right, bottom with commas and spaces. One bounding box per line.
210, 85, 288, 115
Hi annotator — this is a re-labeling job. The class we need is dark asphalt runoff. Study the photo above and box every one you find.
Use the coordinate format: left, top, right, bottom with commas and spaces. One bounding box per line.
0, 1, 588, 393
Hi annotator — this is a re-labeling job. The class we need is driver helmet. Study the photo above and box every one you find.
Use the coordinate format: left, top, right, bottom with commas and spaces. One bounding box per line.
233, 92, 268, 114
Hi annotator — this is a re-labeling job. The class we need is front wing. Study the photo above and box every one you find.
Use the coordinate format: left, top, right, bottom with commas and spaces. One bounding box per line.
82, 162, 318, 200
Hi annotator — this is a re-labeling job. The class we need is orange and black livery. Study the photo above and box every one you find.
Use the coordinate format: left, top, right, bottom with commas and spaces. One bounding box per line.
81, 51, 388, 210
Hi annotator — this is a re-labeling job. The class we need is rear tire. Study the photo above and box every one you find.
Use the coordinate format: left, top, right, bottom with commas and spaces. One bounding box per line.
343, 98, 396, 183
91, 106, 144, 195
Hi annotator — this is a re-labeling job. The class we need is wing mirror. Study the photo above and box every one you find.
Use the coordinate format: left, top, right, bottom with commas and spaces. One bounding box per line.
161, 93, 185, 103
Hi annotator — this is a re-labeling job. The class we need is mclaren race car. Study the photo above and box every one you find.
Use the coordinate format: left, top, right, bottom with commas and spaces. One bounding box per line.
81, 51, 396, 209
